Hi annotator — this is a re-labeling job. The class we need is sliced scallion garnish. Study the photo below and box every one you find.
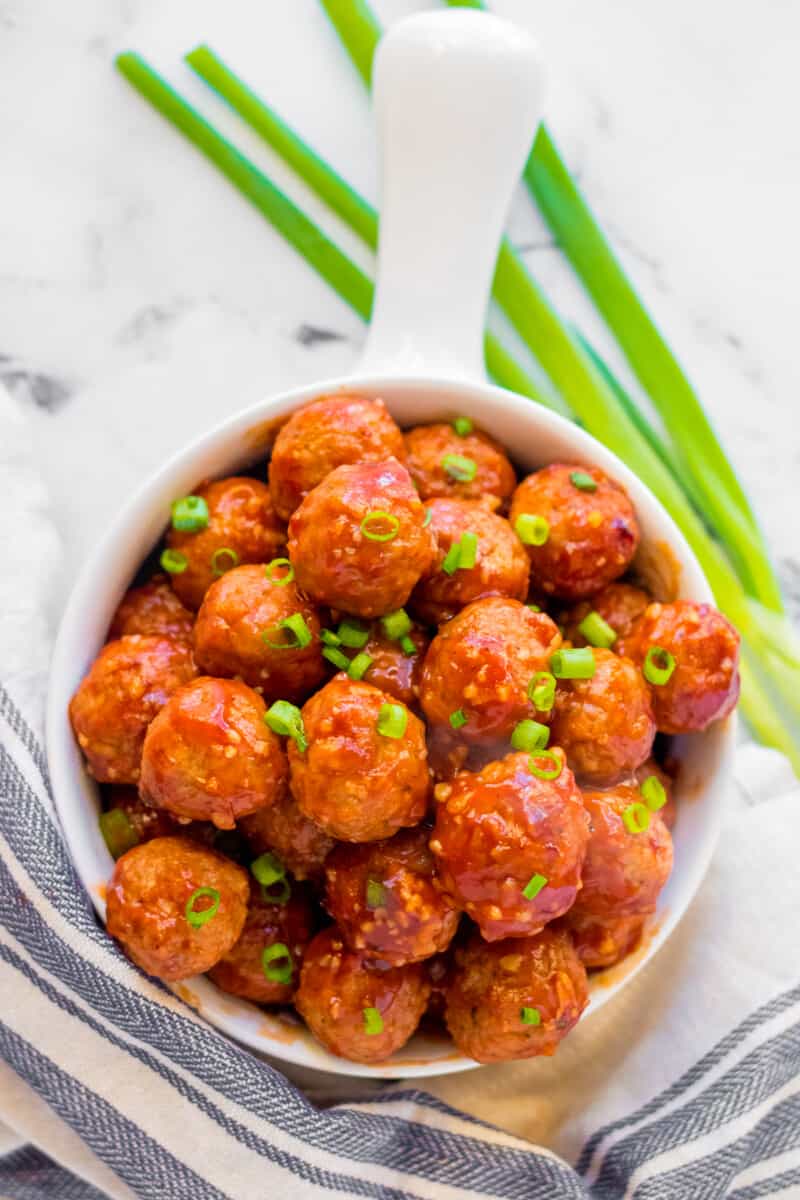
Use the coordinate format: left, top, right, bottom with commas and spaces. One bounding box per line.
511, 720, 550, 754
377, 702, 407, 739
262, 942, 293, 984
514, 514, 550, 546
442, 453, 477, 482
550, 647, 596, 680
643, 646, 676, 686
171, 495, 209, 532
185, 887, 220, 928
360, 510, 400, 542
578, 611, 617, 649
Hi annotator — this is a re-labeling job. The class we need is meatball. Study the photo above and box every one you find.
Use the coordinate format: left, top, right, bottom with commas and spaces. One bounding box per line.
403, 422, 516, 506
430, 749, 589, 941
289, 676, 429, 842
140, 677, 288, 829
207, 878, 315, 1004
165, 477, 286, 611
419, 598, 561, 744
509, 464, 639, 599
560, 582, 651, 648
192, 564, 326, 701
324, 827, 460, 966
570, 784, 673, 921
108, 575, 194, 642
287, 459, 434, 619
269, 394, 405, 521
69, 635, 196, 784
355, 622, 429, 709
562, 911, 645, 970
409, 499, 529, 626
100, 786, 181, 856
295, 926, 430, 1063
618, 600, 741, 733
106, 836, 249, 980
549, 648, 656, 786
444, 927, 588, 1063
239, 790, 334, 881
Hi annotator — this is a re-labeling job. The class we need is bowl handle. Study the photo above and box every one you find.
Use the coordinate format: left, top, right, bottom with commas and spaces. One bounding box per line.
357, 8, 544, 382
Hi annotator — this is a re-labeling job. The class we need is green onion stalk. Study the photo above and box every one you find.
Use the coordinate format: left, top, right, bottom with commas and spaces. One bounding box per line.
115, 48, 799, 769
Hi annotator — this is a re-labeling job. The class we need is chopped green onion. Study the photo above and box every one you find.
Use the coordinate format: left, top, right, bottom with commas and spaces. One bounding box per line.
644, 646, 676, 686
551, 647, 596, 680
348, 651, 372, 680
520, 1006, 541, 1026
381, 609, 412, 640
528, 750, 563, 781
400, 635, 417, 656
442, 453, 477, 482
262, 612, 312, 650
514, 514, 550, 546
640, 775, 667, 811
511, 720, 550, 753
578, 611, 618, 648
449, 708, 468, 730
377, 702, 407, 739
337, 617, 369, 648
569, 471, 597, 493
323, 646, 351, 671
264, 700, 307, 752
160, 548, 188, 575
261, 877, 291, 905
363, 1006, 384, 1035
360, 510, 400, 542
250, 851, 285, 888
528, 671, 556, 712
264, 557, 294, 586
211, 546, 239, 576
262, 942, 293, 984
185, 887, 220, 927
441, 541, 462, 576
423, 507, 432, 528
366, 878, 386, 910
452, 416, 473, 437
623, 802, 651, 834
98, 809, 139, 859
458, 531, 478, 569
171, 495, 209, 532
527, 603, 542, 612
522, 873, 548, 901
320, 629, 341, 646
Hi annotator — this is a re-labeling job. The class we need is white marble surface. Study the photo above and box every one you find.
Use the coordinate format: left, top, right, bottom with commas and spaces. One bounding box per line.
1, 0, 798, 626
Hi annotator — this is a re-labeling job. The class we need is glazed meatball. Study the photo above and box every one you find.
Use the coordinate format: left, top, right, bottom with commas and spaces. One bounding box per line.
562, 911, 645, 970
106, 836, 249, 980
288, 459, 434, 619
618, 600, 741, 733
355, 622, 429, 709
207, 878, 315, 1004
404, 421, 516, 506
239, 790, 334, 881
289, 676, 429, 842
165, 477, 286, 611
324, 827, 460, 966
549, 648, 656, 786
101, 786, 181, 856
419, 598, 561, 745
409, 499, 529, 626
140, 677, 288, 829
269, 395, 405, 521
295, 926, 430, 1063
192, 564, 326, 701
108, 576, 194, 642
560, 581, 651, 648
570, 784, 673, 921
430, 749, 589, 941
70, 635, 196, 784
444, 927, 588, 1063
509, 464, 639, 599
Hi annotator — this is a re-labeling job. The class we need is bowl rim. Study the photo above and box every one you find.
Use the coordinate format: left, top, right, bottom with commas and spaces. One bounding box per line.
46, 370, 736, 1079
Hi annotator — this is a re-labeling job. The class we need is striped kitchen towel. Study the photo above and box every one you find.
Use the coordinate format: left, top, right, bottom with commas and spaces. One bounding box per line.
2, 382, 800, 1200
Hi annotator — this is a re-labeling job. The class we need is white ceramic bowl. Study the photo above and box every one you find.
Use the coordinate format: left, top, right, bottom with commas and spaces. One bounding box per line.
47, 11, 734, 1079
